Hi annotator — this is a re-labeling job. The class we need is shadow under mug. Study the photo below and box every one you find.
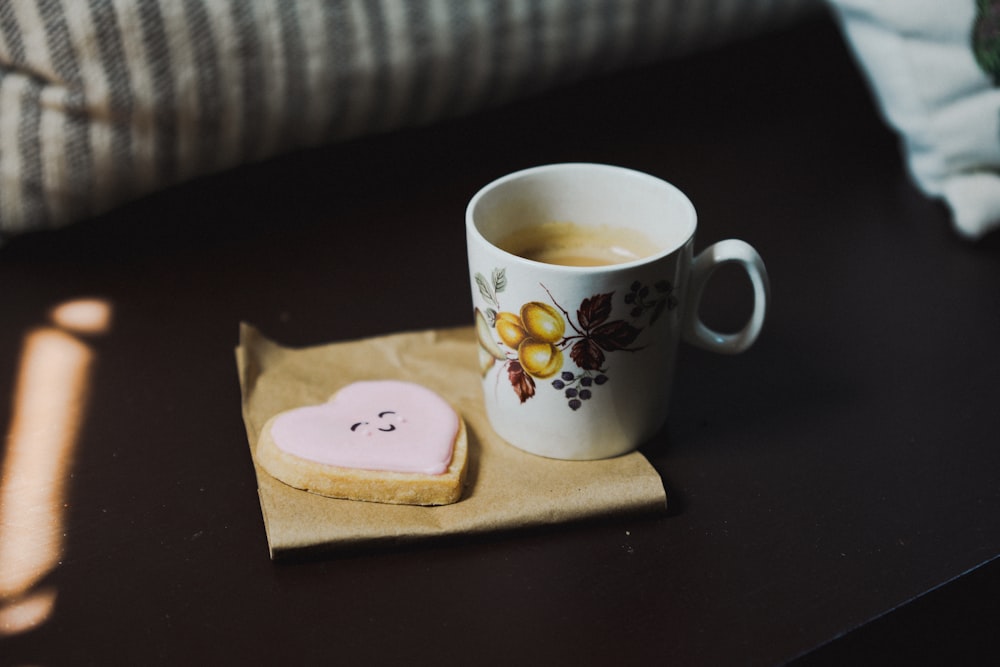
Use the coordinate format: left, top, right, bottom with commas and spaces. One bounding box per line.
466, 163, 769, 460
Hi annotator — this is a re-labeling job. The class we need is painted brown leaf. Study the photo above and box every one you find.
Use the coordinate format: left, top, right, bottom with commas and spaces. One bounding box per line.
507, 360, 536, 402
591, 320, 642, 351
570, 338, 606, 371
577, 292, 614, 331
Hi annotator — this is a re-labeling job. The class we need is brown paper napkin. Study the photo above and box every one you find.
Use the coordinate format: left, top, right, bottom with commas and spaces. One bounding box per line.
236, 323, 667, 559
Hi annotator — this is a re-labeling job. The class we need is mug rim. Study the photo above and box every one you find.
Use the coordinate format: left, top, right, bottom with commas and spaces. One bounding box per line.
466, 162, 698, 273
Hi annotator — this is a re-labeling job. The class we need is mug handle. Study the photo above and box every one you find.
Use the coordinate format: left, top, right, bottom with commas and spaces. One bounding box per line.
681, 239, 770, 354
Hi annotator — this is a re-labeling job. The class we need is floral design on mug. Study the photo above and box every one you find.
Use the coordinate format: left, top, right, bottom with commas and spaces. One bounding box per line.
625, 279, 679, 323
474, 269, 677, 409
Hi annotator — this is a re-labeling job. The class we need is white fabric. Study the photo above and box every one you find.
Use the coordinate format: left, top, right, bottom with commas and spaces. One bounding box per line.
828, 0, 1000, 239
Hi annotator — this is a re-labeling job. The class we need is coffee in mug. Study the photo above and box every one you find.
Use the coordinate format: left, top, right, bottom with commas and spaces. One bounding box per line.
466, 163, 769, 460
496, 221, 657, 267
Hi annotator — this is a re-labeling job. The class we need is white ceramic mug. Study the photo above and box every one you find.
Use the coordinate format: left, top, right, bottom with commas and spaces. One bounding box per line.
466, 163, 769, 460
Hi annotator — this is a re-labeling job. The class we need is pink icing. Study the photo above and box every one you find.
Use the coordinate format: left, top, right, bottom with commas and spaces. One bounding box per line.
270, 380, 459, 475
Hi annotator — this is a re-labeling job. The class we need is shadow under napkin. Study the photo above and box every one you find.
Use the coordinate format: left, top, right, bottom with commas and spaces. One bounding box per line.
236, 323, 667, 559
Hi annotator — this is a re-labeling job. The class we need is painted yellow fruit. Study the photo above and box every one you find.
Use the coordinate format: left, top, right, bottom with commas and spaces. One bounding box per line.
518, 338, 563, 378
520, 302, 565, 344
496, 311, 528, 349
475, 308, 506, 361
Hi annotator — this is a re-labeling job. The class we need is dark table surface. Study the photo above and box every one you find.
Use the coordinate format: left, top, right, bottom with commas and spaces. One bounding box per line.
2, 14, 999, 666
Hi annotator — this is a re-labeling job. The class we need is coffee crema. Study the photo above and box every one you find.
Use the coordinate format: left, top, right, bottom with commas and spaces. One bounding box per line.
497, 221, 657, 267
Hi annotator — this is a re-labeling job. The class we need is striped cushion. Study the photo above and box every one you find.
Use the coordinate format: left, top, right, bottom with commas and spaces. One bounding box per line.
0, 0, 820, 238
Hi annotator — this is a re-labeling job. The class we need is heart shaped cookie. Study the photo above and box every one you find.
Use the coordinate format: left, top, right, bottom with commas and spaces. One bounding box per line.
255, 380, 468, 505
